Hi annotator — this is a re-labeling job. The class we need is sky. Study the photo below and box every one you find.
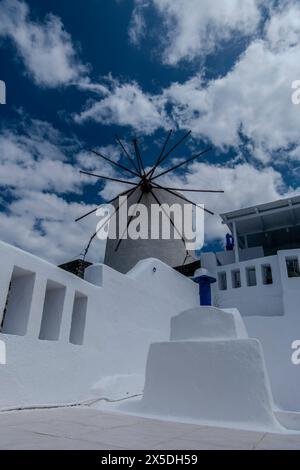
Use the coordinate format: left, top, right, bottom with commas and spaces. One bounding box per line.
0, 0, 300, 264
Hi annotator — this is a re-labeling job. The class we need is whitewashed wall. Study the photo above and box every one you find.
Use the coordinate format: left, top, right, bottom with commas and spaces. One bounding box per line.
245, 250, 300, 411
0, 241, 198, 409
213, 255, 283, 317
202, 249, 300, 411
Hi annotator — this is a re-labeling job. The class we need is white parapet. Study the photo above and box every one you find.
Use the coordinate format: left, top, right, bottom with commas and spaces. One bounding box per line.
170, 306, 248, 341
136, 307, 281, 432
0, 241, 199, 409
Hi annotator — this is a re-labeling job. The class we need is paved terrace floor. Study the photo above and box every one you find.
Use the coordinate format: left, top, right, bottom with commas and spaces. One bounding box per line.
0, 407, 300, 450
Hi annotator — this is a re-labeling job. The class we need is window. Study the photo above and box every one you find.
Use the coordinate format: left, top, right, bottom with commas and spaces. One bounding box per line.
246, 267, 257, 287
218, 272, 227, 291
39, 281, 66, 341
286, 257, 300, 278
262, 265, 273, 285
69, 292, 87, 345
232, 270, 241, 288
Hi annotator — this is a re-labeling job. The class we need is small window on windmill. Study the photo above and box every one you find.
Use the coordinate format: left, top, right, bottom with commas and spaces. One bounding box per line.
262, 264, 273, 285
218, 272, 227, 291
246, 266, 257, 287
232, 269, 241, 289
286, 257, 300, 278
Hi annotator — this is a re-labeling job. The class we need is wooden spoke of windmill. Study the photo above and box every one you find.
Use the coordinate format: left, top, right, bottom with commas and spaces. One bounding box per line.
76, 130, 224, 259
82, 186, 139, 261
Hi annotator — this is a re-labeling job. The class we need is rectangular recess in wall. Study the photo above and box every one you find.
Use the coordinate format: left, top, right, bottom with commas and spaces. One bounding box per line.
246, 266, 257, 287
286, 257, 300, 278
231, 269, 241, 289
39, 280, 66, 341
218, 272, 227, 291
262, 264, 273, 285
69, 292, 87, 346
1, 266, 35, 336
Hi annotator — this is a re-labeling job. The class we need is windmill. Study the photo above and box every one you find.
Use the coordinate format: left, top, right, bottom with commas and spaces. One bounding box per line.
76, 130, 224, 274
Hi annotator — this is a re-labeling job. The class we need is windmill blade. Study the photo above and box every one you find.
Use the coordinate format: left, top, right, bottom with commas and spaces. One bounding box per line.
148, 129, 173, 179
75, 185, 136, 222
151, 182, 215, 216
115, 189, 145, 252
155, 186, 224, 193
150, 130, 192, 178
133, 138, 145, 176
83, 186, 139, 260
150, 189, 189, 252
90, 149, 140, 178
151, 146, 212, 181
132, 139, 142, 175
83, 213, 113, 260
115, 134, 140, 174
80, 170, 138, 186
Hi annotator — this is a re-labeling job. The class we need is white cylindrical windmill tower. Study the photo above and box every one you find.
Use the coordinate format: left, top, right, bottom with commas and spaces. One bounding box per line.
104, 184, 196, 274
77, 131, 222, 275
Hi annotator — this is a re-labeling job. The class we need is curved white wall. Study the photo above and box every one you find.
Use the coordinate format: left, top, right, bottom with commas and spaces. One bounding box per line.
104, 188, 197, 274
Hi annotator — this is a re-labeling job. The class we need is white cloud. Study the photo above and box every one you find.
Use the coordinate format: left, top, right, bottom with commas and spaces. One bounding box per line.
131, 0, 263, 64
0, 0, 87, 87
266, 1, 300, 50
156, 161, 291, 243
74, 78, 169, 134
161, 3, 300, 159
94, 2, 294, 163
77, 145, 122, 173
0, 191, 104, 265
77, 2, 300, 160
129, 0, 148, 45
0, 119, 83, 194
0, 118, 130, 264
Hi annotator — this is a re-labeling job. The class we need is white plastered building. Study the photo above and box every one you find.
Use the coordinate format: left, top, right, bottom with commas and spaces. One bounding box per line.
201, 195, 300, 411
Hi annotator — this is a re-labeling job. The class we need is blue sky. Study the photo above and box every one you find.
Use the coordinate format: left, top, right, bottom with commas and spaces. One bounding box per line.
0, 0, 300, 264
